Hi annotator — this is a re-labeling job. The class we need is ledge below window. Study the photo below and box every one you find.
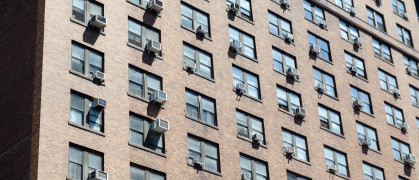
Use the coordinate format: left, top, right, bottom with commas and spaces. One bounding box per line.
126, 0, 162, 17
278, 108, 295, 117
346, 70, 369, 83
326, 170, 351, 180
269, 32, 295, 46
69, 70, 105, 86
305, 18, 328, 31
68, 122, 105, 137
374, 54, 394, 66
128, 142, 167, 158
283, 154, 311, 166
128, 92, 150, 103
320, 126, 345, 139
127, 43, 163, 60
180, 25, 212, 41
70, 17, 105, 35
185, 115, 219, 130
183, 69, 215, 83
237, 135, 267, 149
359, 110, 375, 118
357, 144, 381, 154
187, 162, 222, 176
236, 52, 258, 63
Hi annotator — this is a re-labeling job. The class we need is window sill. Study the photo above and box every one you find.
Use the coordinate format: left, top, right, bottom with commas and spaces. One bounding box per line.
226, 10, 255, 25
237, 135, 267, 149
70, 17, 105, 35
128, 142, 167, 158
346, 70, 369, 83
128, 92, 150, 103
358, 144, 381, 154
341, 38, 363, 49
406, 73, 419, 80
269, 32, 295, 45
127, 42, 163, 60
273, 69, 300, 82
374, 54, 394, 66
326, 170, 351, 180
183, 69, 215, 83
278, 107, 295, 117
387, 123, 403, 131
126, 0, 162, 17
412, 104, 419, 109
180, 25, 212, 41
381, 88, 398, 97
187, 162, 222, 176
318, 91, 339, 101
320, 126, 345, 139
271, 0, 291, 10
240, 93, 263, 103
393, 12, 409, 22
285, 155, 311, 166
359, 110, 375, 118
68, 122, 105, 137
305, 18, 328, 30
185, 115, 219, 130
69, 70, 106, 86
236, 52, 258, 63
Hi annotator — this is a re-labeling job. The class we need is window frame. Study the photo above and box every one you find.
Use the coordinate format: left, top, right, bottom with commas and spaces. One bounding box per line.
282, 129, 310, 161
71, 42, 104, 80
378, 69, 398, 92
236, 110, 266, 144
363, 162, 385, 180
130, 163, 166, 180
187, 134, 221, 173
68, 144, 104, 180
128, 65, 163, 101
392, 0, 407, 16
308, 32, 331, 62
324, 146, 350, 177
391, 137, 411, 162
183, 43, 214, 79
313, 67, 337, 97
233, 66, 261, 99
181, 2, 211, 37
335, 0, 354, 11
69, 91, 104, 133
277, 86, 302, 114
303, 0, 326, 23
385, 102, 405, 126
229, 26, 257, 60
272, 47, 297, 76
318, 104, 343, 136
71, 0, 104, 25
367, 7, 386, 32
240, 154, 269, 180
226, 0, 253, 21
268, 11, 293, 40
414, 85, 419, 106
185, 89, 217, 126
397, 24, 413, 48
403, 55, 419, 77
287, 170, 311, 180
129, 112, 165, 153
350, 86, 373, 114
127, 0, 153, 9
344, 51, 367, 79
416, 117, 419, 132
128, 17, 162, 54
372, 38, 392, 62
356, 122, 380, 151
339, 20, 359, 42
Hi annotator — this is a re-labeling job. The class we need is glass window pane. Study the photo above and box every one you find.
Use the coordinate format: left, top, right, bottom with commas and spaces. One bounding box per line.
130, 166, 145, 180
255, 161, 267, 176
88, 153, 103, 170
147, 75, 161, 91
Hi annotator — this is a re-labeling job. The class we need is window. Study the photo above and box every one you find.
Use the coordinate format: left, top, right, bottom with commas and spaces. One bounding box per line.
410, 86, 419, 106
277, 86, 302, 113
335, 0, 353, 11
308, 32, 331, 61
391, 138, 411, 161
70, 91, 103, 132
233, 66, 260, 99
345, 52, 366, 78
185, 90, 216, 126
129, 113, 164, 153
324, 147, 349, 177
397, 25, 413, 47
183, 44, 213, 79
313, 68, 336, 97
188, 135, 220, 172
128, 66, 162, 100
127, 0, 152, 7
378, 70, 398, 92
392, 0, 407, 16
229, 26, 256, 59
367, 8, 386, 31
181, 3, 210, 37
236, 110, 265, 144
372, 39, 392, 61
240, 154, 268, 180
356, 122, 379, 151
318, 105, 343, 135
350, 86, 372, 114
403, 55, 419, 76
128, 18, 161, 52
385, 103, 405, 126
268, 12, 292, 39
303, 0, 325, 23
72, 0, 103, 24
273, 48, 297, 75
287, 171, 311, 180
399, 176, 409, 180
363, 162, 384, 180
417, 117, 419, 131
71, 42, 104, 78
339, 20, 359, 42
130, 164, 165, 180
68, 144, 103, 180
282, 129, 309, 161
226, 0, 253, 20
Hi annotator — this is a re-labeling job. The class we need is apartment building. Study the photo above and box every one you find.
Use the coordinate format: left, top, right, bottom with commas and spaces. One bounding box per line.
1, 0, 419, 179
